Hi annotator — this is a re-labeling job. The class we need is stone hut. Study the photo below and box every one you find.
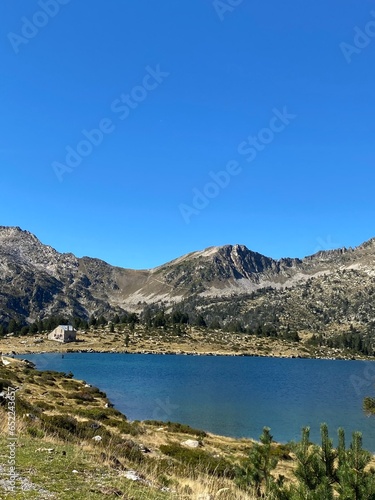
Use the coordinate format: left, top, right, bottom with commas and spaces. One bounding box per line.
48, 325, 76, 343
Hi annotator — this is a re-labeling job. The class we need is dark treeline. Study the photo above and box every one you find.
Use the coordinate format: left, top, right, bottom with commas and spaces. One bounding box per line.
0, 312, 135, 337
0, 301, 299, 343
308, 325, 375, 357
4, 299, 375, 358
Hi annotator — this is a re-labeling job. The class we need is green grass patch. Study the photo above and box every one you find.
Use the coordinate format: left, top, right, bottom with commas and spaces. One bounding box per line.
75, 408, 111, 421
107, 419, 144, 436
0, 436, 172, 500
144, 420, 207, 438
159, 443, 235, 478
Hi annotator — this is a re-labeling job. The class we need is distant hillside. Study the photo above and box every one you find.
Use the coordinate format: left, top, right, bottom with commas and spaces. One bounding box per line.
1, 226, 375, 348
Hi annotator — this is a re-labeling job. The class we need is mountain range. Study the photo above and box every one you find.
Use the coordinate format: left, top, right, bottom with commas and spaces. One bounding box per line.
1, 226, 375, 340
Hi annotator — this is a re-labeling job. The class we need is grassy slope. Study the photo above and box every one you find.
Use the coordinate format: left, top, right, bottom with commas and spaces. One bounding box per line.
1, 357, 284, 499
0, 436, 172, 500
2, 355, 373, 499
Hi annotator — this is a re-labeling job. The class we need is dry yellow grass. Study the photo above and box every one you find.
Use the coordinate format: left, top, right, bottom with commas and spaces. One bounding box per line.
2, 355, 375, 499
1, 324, 367, 360
0, 357, 299, 499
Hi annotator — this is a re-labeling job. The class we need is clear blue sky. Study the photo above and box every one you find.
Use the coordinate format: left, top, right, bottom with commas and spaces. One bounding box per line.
1, 1, 375, 269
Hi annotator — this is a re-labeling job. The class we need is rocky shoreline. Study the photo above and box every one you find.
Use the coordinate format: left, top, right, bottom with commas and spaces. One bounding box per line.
5, 346, 373, 362
2, 328, 373, 363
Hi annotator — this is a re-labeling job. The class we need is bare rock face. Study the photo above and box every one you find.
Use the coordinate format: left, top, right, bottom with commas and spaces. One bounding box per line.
1, 226, 375, 336
0, 226, 136, 322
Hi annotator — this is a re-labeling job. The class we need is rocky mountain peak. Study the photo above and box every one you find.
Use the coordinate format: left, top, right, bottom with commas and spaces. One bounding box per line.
1, 226, 375, 328
0, 226, 75, 275
357, 237, 375, 251
0, 225, 35, 241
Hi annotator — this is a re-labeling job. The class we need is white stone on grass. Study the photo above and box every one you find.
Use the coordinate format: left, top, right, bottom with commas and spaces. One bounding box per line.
124, 470, 141, 481
181, 439, 200, 448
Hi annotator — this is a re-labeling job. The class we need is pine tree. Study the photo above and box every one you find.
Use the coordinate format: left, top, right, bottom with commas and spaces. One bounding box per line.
236, 427, 278, 497
293, 427, 325, 492
195, 314, 206, 328
89, 315, 97, 327
81, 320, 89, 331
154, 311, 167, 328
98, 316, 107, 327
8, 319, 17, 334
363, 397, 375, 415
29, 322, 39, 334
129, 322, 135, 335
337, 431, 375, 499
320, 423, 337, 484
337, 427, 346, 469
270, 426, 375, 500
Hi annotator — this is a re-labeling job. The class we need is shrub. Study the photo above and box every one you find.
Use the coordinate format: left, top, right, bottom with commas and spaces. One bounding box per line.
0, 378, 12, 392
363, 397, 375, 415
105, 407, 123, 418
75, 408, 122, 421
27, 427, 44, 439
38, 371, 57, 381
83, 386, 107, 398
75, 421, 112, 443
41, 414, 78, 440
158, 474, 173, 488
45, 414, 77, 432
49, 391, 63, 398
34, 401, 54, 411
270, 443, 292, 461
144, 420, 207, 438
66, 390, 95, 402
62, 380, 80, 390
114, 439, 144, 463
16, 396, 38, 416
42, 379, 56, 386
74, 391, 96, 402
116, 420, 143, 436
159, 443, 235, 478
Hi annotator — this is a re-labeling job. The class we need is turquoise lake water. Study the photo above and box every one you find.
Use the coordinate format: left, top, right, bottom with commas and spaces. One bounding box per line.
18, 353, 375, 451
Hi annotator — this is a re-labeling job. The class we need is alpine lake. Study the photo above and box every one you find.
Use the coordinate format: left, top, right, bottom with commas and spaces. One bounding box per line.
18, 352, 375, 452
